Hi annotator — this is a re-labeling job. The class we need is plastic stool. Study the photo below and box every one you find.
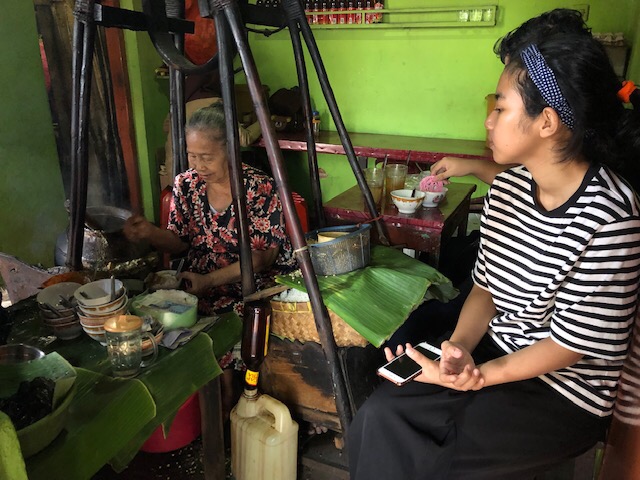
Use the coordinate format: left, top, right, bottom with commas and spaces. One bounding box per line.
141, 393, 201, 453
159, 186, 172, 268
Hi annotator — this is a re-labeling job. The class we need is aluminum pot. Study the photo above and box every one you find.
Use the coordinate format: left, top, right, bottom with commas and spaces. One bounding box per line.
55, 206, 150, 270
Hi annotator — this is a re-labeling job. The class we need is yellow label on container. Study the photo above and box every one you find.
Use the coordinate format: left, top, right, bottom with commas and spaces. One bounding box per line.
245, 369, 259, 386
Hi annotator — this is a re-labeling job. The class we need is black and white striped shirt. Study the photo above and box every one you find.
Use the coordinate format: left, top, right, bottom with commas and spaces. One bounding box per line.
473, 165, 640, 417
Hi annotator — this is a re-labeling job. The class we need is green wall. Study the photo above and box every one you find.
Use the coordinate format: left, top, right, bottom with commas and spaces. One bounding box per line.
1, 1, 639, 271
245, 0, 640, 202
0, 1, 67, 268
122, 0, 171, 224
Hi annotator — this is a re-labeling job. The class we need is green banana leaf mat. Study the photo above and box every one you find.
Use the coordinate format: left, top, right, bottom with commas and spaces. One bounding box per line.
277, 245, 459, 347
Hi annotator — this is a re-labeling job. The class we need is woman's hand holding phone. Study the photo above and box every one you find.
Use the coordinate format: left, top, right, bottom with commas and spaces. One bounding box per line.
379, 341, 486, 391
379, 343, 442, 385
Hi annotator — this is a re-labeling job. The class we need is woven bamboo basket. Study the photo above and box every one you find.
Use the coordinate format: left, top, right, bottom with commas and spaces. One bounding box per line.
270, 299, 368, 348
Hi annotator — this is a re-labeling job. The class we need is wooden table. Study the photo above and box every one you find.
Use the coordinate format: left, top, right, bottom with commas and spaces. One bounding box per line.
324, 182, 477, 266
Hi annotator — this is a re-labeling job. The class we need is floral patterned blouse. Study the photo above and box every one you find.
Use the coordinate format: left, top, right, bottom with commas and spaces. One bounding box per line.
168, 164, 296, 317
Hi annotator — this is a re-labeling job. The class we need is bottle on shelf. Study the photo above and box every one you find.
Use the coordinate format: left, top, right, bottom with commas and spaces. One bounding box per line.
311, 0, 320, 24
347, 0, 355, 24
338, 0, 347, 24
318, 0, 328, 24
364, 0, 373, 24
329, 0, 338, 24
311, 110, 321, 139
355, 0, 363, 24
305, 0, 313, 23
373, 0, 383, 23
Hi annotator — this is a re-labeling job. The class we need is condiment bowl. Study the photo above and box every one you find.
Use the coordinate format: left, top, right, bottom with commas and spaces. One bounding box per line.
391, 189, 426, 214
0, 344, 45, 365
422, 187, 448, 208
50, 320, 83, 340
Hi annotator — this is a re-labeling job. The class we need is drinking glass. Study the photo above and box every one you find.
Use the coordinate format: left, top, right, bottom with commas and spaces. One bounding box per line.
104, 315, 157, 378
363, 167, 384, 206
384, 164, 408, 202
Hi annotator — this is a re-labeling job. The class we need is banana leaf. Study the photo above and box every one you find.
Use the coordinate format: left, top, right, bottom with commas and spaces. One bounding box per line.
109, 312, 241, 471
110, 333, 221, 470
26, 368, 156, 480
0, 412, 28, 480
277, 245, 458, 347
0, 352, 76, 408
14, 312, 242, 479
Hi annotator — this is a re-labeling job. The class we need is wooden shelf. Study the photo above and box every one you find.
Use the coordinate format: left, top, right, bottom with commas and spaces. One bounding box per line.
254, 130, 493, 165
306, 5, 497, 29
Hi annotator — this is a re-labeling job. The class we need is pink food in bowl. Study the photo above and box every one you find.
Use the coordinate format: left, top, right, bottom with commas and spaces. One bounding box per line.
419, 175, 445, 192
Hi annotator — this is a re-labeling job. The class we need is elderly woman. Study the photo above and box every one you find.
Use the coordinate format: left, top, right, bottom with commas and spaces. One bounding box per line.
125, 102, 296, 412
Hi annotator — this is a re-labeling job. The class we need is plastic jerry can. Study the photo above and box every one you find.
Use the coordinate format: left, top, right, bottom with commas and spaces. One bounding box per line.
231, 392, 299, 480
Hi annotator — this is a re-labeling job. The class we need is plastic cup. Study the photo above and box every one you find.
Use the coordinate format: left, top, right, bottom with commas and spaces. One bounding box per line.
363, 168, 384, 205
384, 164, 408, 202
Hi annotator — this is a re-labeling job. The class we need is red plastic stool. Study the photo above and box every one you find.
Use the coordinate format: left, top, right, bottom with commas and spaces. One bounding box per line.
141, 393, 201, 453
288, 192, 309, 235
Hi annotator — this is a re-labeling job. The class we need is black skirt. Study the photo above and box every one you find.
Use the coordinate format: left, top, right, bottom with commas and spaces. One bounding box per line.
348, 336, 610, 480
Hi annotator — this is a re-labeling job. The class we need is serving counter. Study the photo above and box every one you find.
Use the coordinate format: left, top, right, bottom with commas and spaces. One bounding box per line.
3, 298, 242, 480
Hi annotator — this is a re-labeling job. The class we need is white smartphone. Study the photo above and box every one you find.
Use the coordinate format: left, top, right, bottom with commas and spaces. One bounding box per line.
377, 342, 442, 386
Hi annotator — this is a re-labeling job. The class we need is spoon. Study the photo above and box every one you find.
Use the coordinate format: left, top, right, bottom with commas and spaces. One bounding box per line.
110, 275, 116, 302
58, 294, 74, 309
44, 302, 63, 318
175, 258, 186, 279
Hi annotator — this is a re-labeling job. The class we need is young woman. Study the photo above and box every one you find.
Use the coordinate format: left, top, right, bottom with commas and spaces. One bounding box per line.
430, 9, 594, 186
349, 28, 640, 480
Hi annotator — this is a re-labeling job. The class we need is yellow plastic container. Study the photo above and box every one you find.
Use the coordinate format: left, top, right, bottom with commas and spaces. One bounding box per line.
231, 392, 299, 480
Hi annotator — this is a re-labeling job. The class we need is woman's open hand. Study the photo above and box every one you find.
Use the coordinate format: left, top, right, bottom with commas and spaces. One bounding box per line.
439, 341, 484, 391
123, 214, 156, 243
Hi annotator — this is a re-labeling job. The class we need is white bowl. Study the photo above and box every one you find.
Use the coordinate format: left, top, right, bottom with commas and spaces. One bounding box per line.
37, 282, 81, 310
77, 303, 128, 326
390, 189, 427, 214
422, 187, 448, 208
74, 279, 124, 307
77, 291, 127, 315
50, 320, 83, 340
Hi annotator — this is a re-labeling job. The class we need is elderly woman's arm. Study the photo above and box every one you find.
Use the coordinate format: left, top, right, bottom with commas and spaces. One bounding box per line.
124, 214, 189, 255
179, 247, 279, 296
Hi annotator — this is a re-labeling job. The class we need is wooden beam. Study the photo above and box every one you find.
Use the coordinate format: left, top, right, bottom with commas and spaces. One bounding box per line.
103, 0, 142, 213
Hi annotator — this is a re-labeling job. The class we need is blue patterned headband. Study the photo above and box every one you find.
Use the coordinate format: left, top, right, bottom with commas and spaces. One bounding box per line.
520, 44, 575, 130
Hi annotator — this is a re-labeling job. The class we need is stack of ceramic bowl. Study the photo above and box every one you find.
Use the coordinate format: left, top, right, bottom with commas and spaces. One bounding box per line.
75, 279, 128, 345
36, 282, 83, 340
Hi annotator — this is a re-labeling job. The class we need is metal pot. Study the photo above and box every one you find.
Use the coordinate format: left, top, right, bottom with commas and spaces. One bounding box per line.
55, 206, 150, 270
